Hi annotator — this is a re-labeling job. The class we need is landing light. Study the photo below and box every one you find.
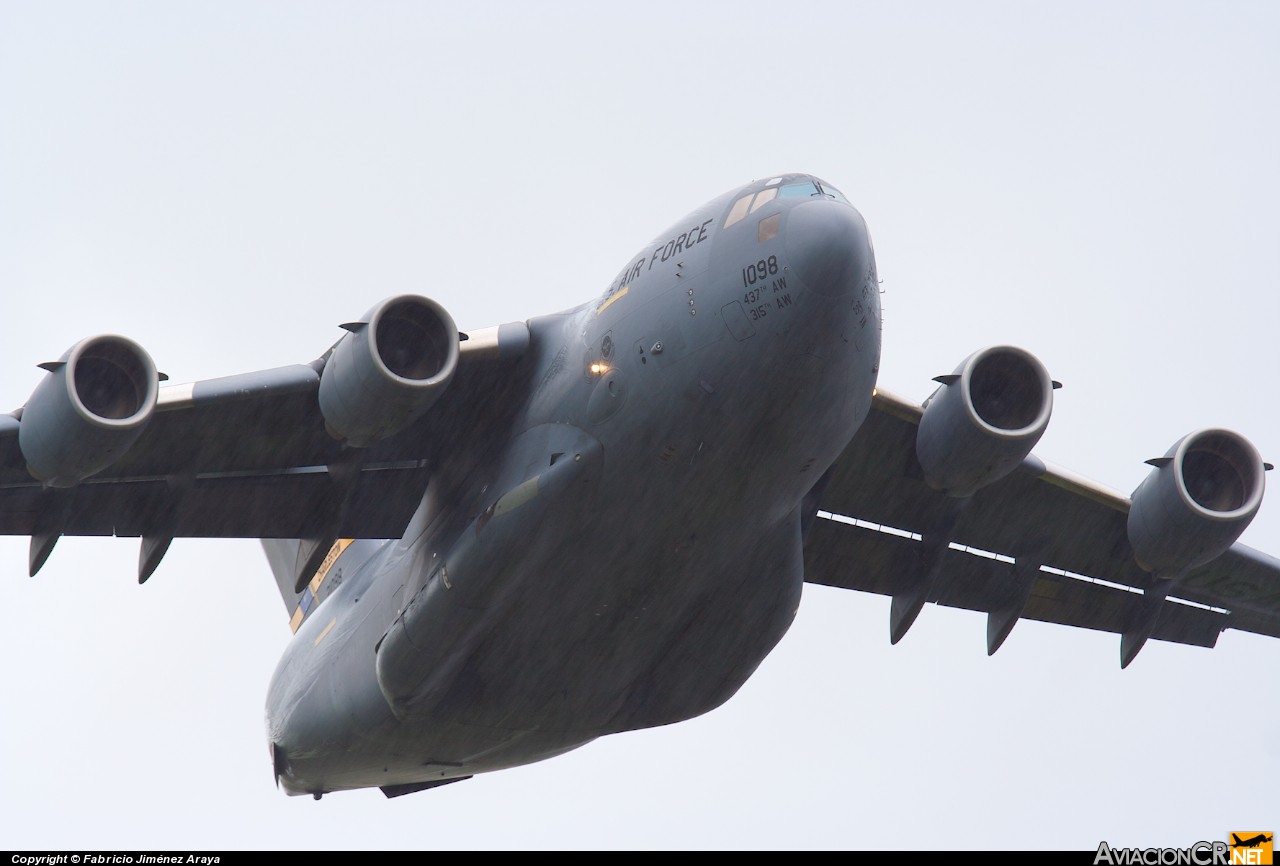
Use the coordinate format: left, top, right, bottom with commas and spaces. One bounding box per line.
590, 363, 609, 375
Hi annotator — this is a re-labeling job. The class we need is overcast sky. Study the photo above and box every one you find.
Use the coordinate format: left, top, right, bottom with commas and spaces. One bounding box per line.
1, 1, 1277, 851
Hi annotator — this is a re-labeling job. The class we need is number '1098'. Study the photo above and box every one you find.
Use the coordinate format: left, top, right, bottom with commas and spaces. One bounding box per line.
742, 255, 778, 287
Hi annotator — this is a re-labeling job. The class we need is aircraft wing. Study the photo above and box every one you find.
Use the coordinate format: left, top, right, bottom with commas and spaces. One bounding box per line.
0, 303, 532, 581
804, 388, 1280, 664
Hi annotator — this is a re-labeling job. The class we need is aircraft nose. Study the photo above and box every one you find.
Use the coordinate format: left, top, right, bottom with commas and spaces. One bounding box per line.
784, 199, 870, 297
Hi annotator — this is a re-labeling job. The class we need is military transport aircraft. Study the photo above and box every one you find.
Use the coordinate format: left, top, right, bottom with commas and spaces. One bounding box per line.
1, 173, 1277, 798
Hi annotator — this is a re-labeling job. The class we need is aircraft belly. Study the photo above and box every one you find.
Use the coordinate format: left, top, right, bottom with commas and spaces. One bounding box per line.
381, 505, 808, 740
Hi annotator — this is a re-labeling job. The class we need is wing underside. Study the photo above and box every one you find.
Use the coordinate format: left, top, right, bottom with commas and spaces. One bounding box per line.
805, 390, 1280, 662
0, 318, 534, 586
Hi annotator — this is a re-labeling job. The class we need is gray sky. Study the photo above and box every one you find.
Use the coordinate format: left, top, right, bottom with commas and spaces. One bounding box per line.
1, 1, 1277, 851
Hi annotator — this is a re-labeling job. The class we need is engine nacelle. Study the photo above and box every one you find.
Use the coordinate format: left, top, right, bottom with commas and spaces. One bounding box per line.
19, 335, 159, 487
915, 346, 1055, 498
1127, 429, 1265, 576
318, 294, 459, 447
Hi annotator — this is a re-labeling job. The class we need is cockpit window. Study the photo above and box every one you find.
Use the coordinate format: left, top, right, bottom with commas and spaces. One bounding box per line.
816, 180, 849, 203
749, 187, 777, 213
727, 178, 848, 229
779, 181, 821, 198
726, 187, 781, 228
779, 179, 850, 203
724, 194, 753, 228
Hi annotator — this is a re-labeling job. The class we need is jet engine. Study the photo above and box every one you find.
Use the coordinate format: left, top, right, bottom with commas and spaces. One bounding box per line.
915, 346, 1055, 498
318, 294, 459, 447
18, 335, 160, 487
1127, 429, 1266, 575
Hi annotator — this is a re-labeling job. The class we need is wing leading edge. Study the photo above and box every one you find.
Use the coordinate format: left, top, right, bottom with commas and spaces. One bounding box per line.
805, 386, 1280, 666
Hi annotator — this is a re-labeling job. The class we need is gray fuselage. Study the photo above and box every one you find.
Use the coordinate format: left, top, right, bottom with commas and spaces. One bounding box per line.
265, 174, 881, 796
